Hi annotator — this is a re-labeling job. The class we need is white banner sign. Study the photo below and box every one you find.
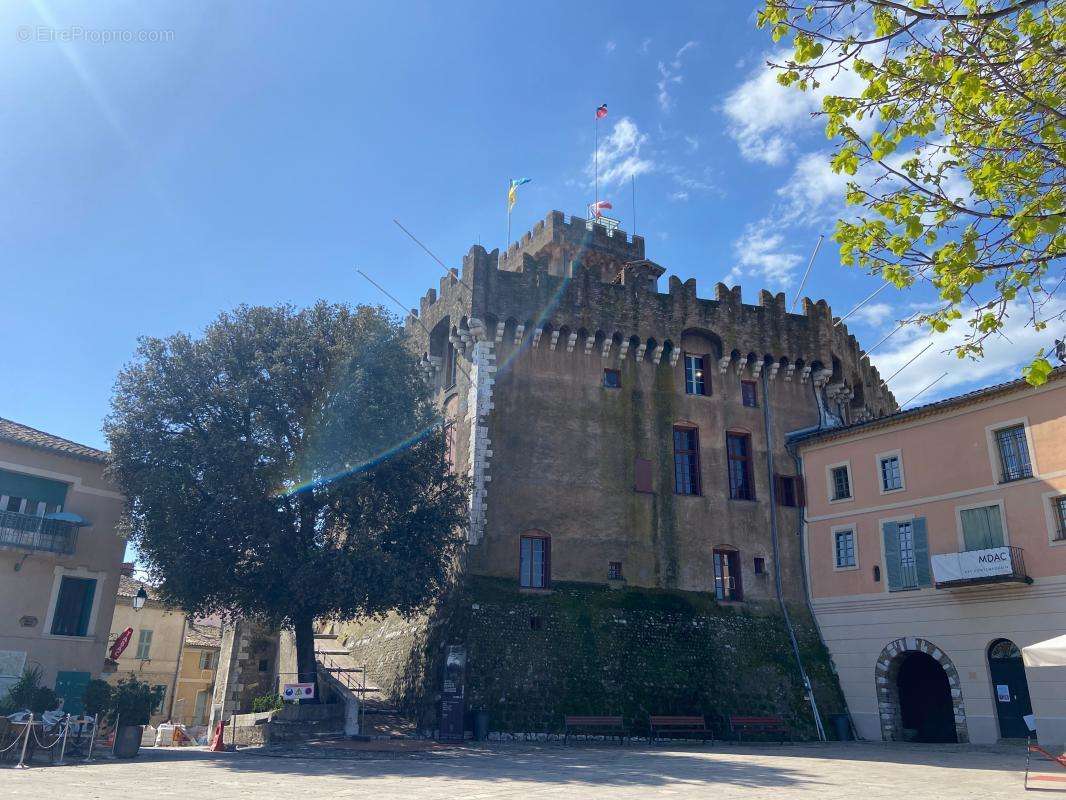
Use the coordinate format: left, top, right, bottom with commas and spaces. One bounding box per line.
931, 547, 1013, 584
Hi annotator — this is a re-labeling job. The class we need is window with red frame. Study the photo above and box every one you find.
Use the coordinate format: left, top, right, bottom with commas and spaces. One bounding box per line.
741, 380, 757, 407
727, 432, 755, 500
673, 426, 701, 495
713, 549, 743, 601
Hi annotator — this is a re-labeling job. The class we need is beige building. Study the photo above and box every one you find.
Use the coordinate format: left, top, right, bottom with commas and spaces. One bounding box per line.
795, 369, 1066, 747
107, 571, 221, 726
0, 417, 126, 714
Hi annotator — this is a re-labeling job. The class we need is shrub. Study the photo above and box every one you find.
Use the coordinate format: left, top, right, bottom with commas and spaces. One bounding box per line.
82, 679, 113, 717
251, 693, 283, 713
109, 675, 164, 726
0, 666, 61, 716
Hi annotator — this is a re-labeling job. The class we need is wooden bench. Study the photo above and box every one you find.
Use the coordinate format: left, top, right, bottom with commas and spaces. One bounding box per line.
729, 715, 791, 743
648, 715, 711, 743
563, 715, 626, 744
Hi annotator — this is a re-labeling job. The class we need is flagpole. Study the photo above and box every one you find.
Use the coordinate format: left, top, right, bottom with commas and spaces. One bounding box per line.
594, 114, 599, 211
631, 174, 636, 235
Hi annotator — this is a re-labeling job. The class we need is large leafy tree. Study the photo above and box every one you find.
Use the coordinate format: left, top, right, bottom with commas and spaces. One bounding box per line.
106, 303, 467, 688
757, 0, 1064, 383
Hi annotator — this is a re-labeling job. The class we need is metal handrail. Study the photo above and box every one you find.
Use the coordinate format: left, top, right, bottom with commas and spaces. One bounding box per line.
0, 510, 79, 555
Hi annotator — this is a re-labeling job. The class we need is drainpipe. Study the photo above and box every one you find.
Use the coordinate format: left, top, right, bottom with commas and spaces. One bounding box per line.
168, 616, 188, 723
762, 369, 827, 741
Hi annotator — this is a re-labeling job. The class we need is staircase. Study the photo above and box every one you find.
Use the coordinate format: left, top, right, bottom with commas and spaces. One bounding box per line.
312, 631, 418, 739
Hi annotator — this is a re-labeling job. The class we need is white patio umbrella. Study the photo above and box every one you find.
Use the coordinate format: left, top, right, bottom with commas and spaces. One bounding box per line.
1022, 635, 1066, 668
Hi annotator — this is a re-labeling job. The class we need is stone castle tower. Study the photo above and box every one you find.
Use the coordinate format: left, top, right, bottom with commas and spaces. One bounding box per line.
335, 210, 896, 734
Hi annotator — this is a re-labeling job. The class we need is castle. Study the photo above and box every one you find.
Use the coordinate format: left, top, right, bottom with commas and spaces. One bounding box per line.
318, 210, 897, 736
213, 210, 897, 738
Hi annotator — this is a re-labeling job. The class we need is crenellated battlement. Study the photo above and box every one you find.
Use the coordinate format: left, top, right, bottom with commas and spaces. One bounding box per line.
406, 210, 897, 421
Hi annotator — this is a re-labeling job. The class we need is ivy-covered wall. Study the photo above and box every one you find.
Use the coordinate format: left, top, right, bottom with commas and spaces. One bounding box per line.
341, 577, 845, 738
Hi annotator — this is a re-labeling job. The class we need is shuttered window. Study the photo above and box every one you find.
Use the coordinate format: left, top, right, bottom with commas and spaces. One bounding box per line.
136, 629, 153, 660
50, 576, 96, 637
959, 505, 1005, 551
1053, 496, 1066, 542
882, 518, 931, 591
713, 549, 742, 601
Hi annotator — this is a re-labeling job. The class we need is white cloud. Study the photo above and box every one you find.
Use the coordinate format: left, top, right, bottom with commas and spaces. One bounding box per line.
640, 38, 652, 55
776, 149, 862, 223
657, 41, 699, 112
729, 223, 804, 287
587, 117, 655, 187
848, 302, 895, 328
871, 296, 1066, 407
684, 135, 699, 154
669, 191, 689, 202
722, 50, 872, 165
605, 41, 616, 54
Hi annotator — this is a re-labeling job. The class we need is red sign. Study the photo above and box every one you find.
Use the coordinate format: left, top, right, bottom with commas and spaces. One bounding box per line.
109, 626, 133, 660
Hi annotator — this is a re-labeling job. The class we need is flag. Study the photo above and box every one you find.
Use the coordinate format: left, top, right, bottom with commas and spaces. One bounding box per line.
590, 200, 613, 218
508, 177, 531, 212
596, 104, 608, 119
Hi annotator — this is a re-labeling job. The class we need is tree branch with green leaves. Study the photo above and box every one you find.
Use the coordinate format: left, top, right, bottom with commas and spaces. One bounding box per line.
757, 0, 1065, 384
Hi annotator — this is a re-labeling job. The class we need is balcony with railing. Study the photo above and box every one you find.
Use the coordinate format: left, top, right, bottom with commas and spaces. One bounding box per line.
0, 509, 81, 555
931, 545, 1032, 589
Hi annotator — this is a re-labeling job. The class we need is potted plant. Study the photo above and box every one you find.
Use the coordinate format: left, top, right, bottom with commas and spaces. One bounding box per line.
0, 666, 59, 717
81, 679, 113, 719
108, 675, 164, 758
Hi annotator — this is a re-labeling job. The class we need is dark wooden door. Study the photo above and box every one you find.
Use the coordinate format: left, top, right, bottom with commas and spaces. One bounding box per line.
988, 640, 1033, 739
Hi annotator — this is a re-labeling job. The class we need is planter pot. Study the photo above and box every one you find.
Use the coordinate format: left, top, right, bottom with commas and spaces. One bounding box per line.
114, 724, 143, 758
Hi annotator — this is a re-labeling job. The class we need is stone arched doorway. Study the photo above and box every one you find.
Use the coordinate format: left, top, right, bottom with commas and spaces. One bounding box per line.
875, 637, 968, 743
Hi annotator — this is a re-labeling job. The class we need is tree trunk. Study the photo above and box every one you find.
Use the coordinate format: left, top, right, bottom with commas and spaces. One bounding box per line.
293, 613, 319, 703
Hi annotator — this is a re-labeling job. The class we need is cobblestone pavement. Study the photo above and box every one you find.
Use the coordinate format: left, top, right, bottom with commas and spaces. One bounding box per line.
2, 740, 1039, 798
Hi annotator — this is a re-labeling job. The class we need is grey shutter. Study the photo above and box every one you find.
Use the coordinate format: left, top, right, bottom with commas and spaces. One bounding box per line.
882, 521, 902, 590
913, 517, 932, 587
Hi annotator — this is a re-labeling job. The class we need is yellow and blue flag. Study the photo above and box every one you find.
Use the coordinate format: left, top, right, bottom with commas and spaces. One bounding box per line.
508, 177, 532, 212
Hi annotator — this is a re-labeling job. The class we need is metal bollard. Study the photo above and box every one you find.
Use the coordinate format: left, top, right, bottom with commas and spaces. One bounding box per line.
15, 720, 33, 769
56, 717, 70, 765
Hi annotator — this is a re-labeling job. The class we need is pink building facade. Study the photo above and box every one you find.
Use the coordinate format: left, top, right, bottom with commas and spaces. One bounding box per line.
796, 370, 1066, 746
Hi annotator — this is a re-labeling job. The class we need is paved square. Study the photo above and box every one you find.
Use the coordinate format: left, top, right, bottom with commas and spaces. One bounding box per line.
2, 741, 1038, 798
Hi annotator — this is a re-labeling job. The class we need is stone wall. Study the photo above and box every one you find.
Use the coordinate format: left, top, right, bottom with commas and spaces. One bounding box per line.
341, 578, 845, 738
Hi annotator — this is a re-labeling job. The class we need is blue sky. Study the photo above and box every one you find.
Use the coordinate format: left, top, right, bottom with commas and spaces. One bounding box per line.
2, 1, 1054, 452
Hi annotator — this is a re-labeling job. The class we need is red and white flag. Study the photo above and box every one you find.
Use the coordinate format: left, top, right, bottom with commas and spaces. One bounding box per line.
595, 103, 608, 119
590, 200, 613, 218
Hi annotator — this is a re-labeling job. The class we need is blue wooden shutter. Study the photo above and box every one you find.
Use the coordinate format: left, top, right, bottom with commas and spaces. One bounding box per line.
882, 522, 902, 590
913, 517, 932, 587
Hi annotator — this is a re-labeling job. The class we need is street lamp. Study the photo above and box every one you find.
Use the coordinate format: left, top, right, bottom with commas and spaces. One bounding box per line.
133, 587, 148, 611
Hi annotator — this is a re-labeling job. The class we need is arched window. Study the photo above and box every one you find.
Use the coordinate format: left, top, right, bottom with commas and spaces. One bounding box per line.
713, 547, 743, 601
519, 530, 551, 589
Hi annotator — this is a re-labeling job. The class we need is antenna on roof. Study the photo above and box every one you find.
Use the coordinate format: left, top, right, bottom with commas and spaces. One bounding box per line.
882, 340, 935, 386
900, 372, 949, 408
393, 219, 472, 291
834, 282, 890, 327
790, 234, 824, 312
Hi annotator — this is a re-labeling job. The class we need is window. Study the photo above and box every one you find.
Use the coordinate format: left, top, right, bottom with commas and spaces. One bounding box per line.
258, 658, 270, 673
673, 427, 701, 495
775, 474, 803, 507
519, 533, 550, 589
882, 518, 931, 591
136, 629, 153, 660
634, 457, 653, 493
830, 465, 851, 501
753, 556, 766, 575
741, 380, 757, 407
1053, 495, 1066, 542
713, 549, 742, 601
50, 576, 97, 637
603, 368, 621, 388
152, 685, 167, 714
959, 504, 1005, 550
684, 354, 707, 395
879, 455, 903, 492
834, 530, 856, 569
199, 650, 215, 671
194, 690, 210, 725
995, 424, 1032, 482
445, 342, 458, 388
608, 561, 623, 581
444, 422, 457, 472
5, 495, 24, 513
726, 432, 754, 501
